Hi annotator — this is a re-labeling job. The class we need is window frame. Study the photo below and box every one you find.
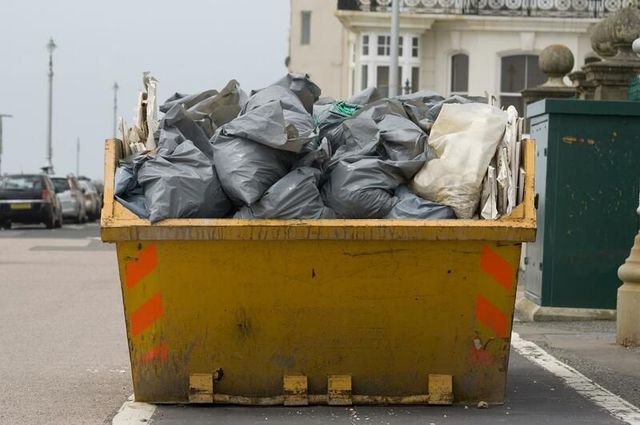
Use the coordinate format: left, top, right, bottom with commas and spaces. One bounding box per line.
300, 11, 311, 45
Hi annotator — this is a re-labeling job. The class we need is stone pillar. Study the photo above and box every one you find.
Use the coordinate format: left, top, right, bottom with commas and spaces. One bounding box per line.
521, 44, 577, 105
617, 193, 640, 347
583, 7, 640, 100
568, 53, 600, 100
617, 40, 640, 347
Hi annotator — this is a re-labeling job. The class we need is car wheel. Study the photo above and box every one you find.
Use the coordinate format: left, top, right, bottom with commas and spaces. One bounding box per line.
1, 221, 10, 230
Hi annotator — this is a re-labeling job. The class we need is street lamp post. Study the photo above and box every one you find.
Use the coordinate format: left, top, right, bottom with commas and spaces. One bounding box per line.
389, 0, 400, 97
113, 82, 119, 139
44, 37, 56, 175
0, 114, 13, 175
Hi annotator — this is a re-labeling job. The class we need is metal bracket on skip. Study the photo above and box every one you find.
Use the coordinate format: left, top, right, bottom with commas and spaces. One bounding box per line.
188, 372, 453, 406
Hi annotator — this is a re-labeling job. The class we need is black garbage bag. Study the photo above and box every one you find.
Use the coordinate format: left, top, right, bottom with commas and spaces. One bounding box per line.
321, 157, 408, 218
137, 140, 231, 223
211, 101, 299, 206
235, 167, 335, 219
385, 186, 456, 219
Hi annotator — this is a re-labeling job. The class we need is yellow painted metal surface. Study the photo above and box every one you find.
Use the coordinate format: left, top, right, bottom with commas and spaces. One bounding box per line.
102, 138, 537, 405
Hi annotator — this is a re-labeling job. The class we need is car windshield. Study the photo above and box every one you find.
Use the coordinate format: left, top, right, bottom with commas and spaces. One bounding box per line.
0, 175, 42, 190
51, 178, 70, 193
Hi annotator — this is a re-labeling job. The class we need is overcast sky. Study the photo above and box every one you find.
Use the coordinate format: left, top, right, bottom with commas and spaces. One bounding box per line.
0, 0, 290, 180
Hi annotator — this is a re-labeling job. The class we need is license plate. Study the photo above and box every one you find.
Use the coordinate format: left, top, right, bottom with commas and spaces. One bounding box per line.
10, 203, 31, 210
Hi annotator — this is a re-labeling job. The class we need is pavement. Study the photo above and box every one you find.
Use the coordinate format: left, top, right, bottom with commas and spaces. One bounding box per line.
1, 224, 639, 424
0, 223, 131, 425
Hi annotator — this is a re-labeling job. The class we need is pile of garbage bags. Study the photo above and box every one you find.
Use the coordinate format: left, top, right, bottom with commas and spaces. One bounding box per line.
115, 73, 522, 223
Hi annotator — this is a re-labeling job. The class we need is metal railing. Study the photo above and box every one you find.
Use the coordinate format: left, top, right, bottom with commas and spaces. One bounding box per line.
338, 0, 637, 18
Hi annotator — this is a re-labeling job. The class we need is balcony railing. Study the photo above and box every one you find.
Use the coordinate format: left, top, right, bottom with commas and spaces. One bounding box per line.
337, 0, 637, 18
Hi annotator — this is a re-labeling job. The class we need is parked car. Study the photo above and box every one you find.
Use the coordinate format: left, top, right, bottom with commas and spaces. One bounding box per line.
77, 177, 101, 221
51, 175, 87, 223
0, 174, 63, 229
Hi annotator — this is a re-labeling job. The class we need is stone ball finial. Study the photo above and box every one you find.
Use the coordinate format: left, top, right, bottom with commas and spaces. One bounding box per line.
539, 44, 574, 87
633, 38, 640, 56
597, 6, 640, 60
591, 20, 617, 58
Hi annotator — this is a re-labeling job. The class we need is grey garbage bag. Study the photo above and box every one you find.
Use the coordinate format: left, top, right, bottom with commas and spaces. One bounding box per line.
321, 157, 407, 218
159, 104, 213, 159
385, 186, 455, 219
402, 94, 474, 133
377, 114, 427, 162
160, 89, 219, 113
271, 73, 321, 113
222, 100, 308, 153
295, 138, 332, 171
348, 87, 382, 105
312, 101, 360, 151
235, 167, 335, 219
244, 85, 308, 115
186, 80, 248, 137
137, 140, 231, 223
160, 80, 248, 138
211, 102, 300, 206
243, 85, 317, 148
329, 115, 381, 164
114, 165, 148, 219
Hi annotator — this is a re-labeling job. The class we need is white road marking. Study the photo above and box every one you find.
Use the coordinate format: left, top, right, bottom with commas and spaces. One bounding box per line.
112, 395, 156, 425
512, 332, 640, 425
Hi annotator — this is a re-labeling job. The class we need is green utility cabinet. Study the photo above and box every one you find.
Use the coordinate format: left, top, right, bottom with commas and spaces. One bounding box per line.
524, 99, 640, 310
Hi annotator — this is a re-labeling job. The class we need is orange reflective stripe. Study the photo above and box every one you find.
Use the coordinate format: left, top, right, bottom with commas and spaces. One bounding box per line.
126, 244, 158, 289
480, 244, 514, 291
131, 292, 163, 336
141, 342, 168, 362
475, 294, 508, 338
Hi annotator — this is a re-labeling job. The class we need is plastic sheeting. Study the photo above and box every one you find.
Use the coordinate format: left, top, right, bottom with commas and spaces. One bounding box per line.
235, 167, 335, 219
138, 141, 231, 223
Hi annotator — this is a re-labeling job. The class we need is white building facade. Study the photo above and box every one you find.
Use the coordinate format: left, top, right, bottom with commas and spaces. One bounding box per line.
288, 0, 633, 113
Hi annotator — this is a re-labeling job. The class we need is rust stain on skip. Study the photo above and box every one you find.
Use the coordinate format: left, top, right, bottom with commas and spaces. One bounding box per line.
562, 136, 596, 146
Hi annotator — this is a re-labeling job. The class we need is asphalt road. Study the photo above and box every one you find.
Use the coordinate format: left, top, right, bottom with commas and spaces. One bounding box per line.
0, 223, 131, 425
0, 224, 638, 424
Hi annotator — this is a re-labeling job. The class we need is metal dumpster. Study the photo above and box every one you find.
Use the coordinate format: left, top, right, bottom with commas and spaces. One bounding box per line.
101, 138, 536, 405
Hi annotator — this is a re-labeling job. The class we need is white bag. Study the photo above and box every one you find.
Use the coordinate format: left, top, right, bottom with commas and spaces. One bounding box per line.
410, 103, 507, 219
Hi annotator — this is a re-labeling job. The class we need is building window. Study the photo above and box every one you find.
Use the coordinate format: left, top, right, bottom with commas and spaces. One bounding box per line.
451, 54, 469, 94
362, 35, 370, 56
412, 37, 419, 58
376, 66, 403, 97
500, 55, 545, 112
361, 65, 369, 90
376, 35, 404, 57
377, 35, 390, 56
301, 11, 311, 45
